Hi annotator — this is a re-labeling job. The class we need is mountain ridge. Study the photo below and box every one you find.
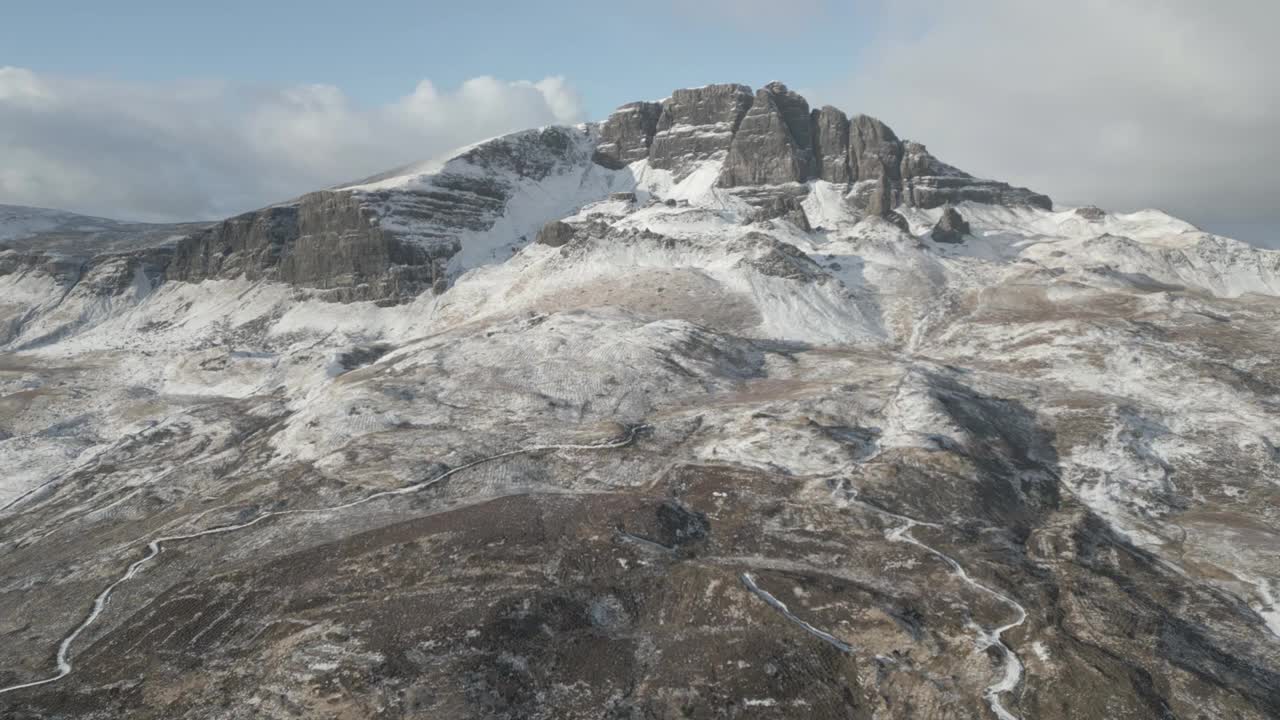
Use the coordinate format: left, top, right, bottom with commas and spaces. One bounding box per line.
3, 81, 1057, 307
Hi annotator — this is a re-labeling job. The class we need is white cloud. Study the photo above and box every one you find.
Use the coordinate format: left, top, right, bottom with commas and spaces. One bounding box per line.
821, 0, 1280, 246
0, 68, 583, 222
0, 67, 51, 105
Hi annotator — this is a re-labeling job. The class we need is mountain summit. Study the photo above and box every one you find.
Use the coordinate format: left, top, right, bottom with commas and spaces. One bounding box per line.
1, 83, 1279, 719
595, 82, 1050, 211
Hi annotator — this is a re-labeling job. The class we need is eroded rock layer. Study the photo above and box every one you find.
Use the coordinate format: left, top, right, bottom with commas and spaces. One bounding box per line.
598, 82, 1052, 212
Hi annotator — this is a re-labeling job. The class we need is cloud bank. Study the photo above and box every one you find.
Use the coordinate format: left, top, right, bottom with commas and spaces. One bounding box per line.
824, 0, 1279, 246
0, 68, 582, 222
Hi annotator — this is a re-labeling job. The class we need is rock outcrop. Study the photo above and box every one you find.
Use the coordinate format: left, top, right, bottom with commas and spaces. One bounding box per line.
592, 101, 662, 170
811, 106, 853, 183
932, 205, 972, 243
849, 114, 904, 183
753, 195, 811, 231
865, 174, 896, 218
174, 125, 593, 304
718, 82, 817, 187
168, 191, 447, 304
906, 176, 1053, 211
0, 246, 172, 348
6, 126, 599, 309
595, 82, 1053, 214
535, 220, 575, 248
648, 84, 754, 179
899, 140, 965, 181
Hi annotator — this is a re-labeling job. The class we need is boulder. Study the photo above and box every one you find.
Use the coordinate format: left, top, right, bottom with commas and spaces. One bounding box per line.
1075, 205, 1107, 221
535, 220, 576, 248
931, 206, 971, 243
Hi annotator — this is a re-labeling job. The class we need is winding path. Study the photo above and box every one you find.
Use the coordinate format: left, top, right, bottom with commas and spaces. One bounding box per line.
885, 515, 1028, 720
739, 485, 1029, 720
0, 425, 647, 696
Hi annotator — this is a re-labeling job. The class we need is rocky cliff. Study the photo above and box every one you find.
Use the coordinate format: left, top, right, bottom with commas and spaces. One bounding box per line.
596, 81, 1052, 213
167, 191, 446, 304
646, 84, 755, 180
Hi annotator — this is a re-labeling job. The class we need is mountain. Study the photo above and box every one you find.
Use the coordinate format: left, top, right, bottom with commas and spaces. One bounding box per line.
0, 82, 1278, 719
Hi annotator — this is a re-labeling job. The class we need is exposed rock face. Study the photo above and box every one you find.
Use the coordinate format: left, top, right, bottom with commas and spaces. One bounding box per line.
168, 125, 593, 304
0, 246, 171, 348
849, 114, 904, 183
718, 82, 817, 187
0, 251, 88, 296
595, 83, 1054, 214
811, 105, 853, 183
1076, 205, 1107, 220
8, 127, 602, 314
932, 205, 972, 243
72, 251, 171, 299
753, 195, 811, 231
648, 84, 754, 179
592, 101, 662, 170
735, 232, 825, 280
169, 191, 446, 303
896, 141, 1053, 210
535, 220, 575, 248
907, 176, 1053, 211
352, 126, 590, 262
722, 183, 812, 221
899, 140, 965, 181
865, 174, 896, 218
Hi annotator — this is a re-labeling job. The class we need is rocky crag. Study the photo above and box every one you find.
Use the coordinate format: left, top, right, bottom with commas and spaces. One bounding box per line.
598, 81, 1051, 217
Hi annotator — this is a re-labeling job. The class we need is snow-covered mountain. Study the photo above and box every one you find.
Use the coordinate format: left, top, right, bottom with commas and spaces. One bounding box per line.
1, 82, 1278, 719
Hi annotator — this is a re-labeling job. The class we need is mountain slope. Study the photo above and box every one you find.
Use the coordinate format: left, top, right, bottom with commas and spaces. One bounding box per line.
0, 82, 1278, 720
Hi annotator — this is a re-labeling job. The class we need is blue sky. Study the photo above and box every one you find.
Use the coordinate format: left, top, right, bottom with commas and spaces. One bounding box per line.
1, 0, 878, 119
